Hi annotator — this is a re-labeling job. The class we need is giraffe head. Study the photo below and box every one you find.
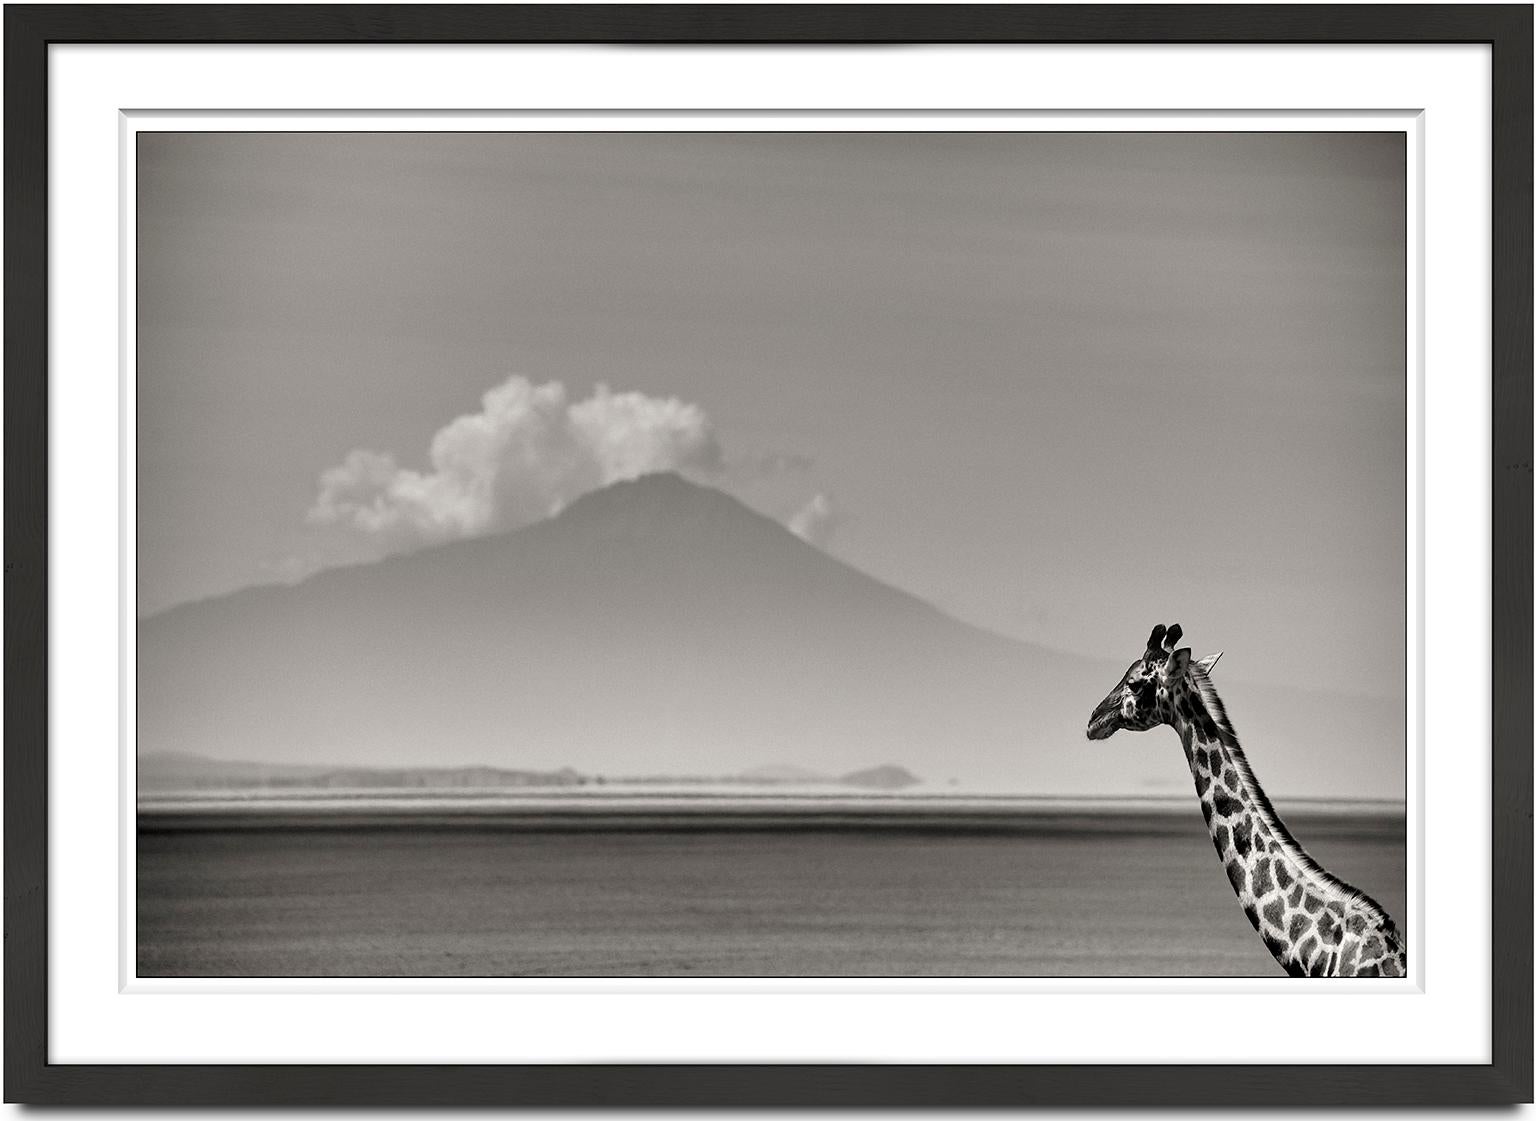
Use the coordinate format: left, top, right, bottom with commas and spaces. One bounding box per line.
1085, 623, 1222, 741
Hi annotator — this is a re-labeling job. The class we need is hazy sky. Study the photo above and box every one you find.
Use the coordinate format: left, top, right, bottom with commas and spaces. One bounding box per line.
138, 132, 1405, 698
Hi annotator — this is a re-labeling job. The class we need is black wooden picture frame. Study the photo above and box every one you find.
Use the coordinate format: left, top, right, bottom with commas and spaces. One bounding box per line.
5, 3, 1531, 1106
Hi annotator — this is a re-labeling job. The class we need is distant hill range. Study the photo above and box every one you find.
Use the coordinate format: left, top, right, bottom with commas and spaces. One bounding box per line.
138, 473, 1402, 798
137, 752, 920, 794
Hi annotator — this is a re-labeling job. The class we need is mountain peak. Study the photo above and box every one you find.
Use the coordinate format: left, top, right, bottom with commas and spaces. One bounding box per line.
559, 471, 742, 517
550, 471, 785, 542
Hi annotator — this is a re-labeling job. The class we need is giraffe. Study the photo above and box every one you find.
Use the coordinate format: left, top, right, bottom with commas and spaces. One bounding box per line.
1085, 623, 1406, 978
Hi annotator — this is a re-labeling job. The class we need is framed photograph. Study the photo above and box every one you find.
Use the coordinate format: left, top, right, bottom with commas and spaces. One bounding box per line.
6, 3, 1530, 1107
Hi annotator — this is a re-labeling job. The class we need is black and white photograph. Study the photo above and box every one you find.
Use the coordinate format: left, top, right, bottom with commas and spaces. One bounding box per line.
135, 130, 1407, 979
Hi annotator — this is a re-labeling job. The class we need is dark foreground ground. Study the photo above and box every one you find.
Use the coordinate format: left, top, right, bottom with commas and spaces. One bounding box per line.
137, 808, 1406, 977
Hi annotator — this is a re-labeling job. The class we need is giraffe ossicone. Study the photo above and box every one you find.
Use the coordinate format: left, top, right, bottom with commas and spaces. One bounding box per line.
1086, 623, 1406, 978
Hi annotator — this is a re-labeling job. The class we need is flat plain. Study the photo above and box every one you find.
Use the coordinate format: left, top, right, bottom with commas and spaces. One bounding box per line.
136, 804, 1405, 977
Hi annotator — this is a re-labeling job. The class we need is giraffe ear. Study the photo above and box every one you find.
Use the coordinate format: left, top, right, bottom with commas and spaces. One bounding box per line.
1195, 651, 1223, 675
1165, 647, 1191, 678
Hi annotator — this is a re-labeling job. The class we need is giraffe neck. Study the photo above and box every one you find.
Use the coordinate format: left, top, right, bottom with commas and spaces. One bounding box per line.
1169, 676, 1404, 977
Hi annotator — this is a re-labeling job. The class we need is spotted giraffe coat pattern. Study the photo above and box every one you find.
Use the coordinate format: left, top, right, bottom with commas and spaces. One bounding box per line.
1088, 623, 1406, 978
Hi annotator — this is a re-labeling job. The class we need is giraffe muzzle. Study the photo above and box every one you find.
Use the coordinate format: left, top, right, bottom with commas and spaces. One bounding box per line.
1086, 697, 1120, 741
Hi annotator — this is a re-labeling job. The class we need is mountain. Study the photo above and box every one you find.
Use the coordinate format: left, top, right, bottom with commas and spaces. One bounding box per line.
138, 473, 1403, 797
136, 752, 922, 794
839, 765, 921, 791
137, 753, 585, 793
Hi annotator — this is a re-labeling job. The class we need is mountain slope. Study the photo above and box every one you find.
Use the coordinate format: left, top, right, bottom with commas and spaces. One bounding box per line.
137, 473, 1402, 797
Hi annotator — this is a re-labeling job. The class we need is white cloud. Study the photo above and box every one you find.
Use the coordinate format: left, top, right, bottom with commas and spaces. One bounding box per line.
309, 376, 722, 550
788, 492, 846, 548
